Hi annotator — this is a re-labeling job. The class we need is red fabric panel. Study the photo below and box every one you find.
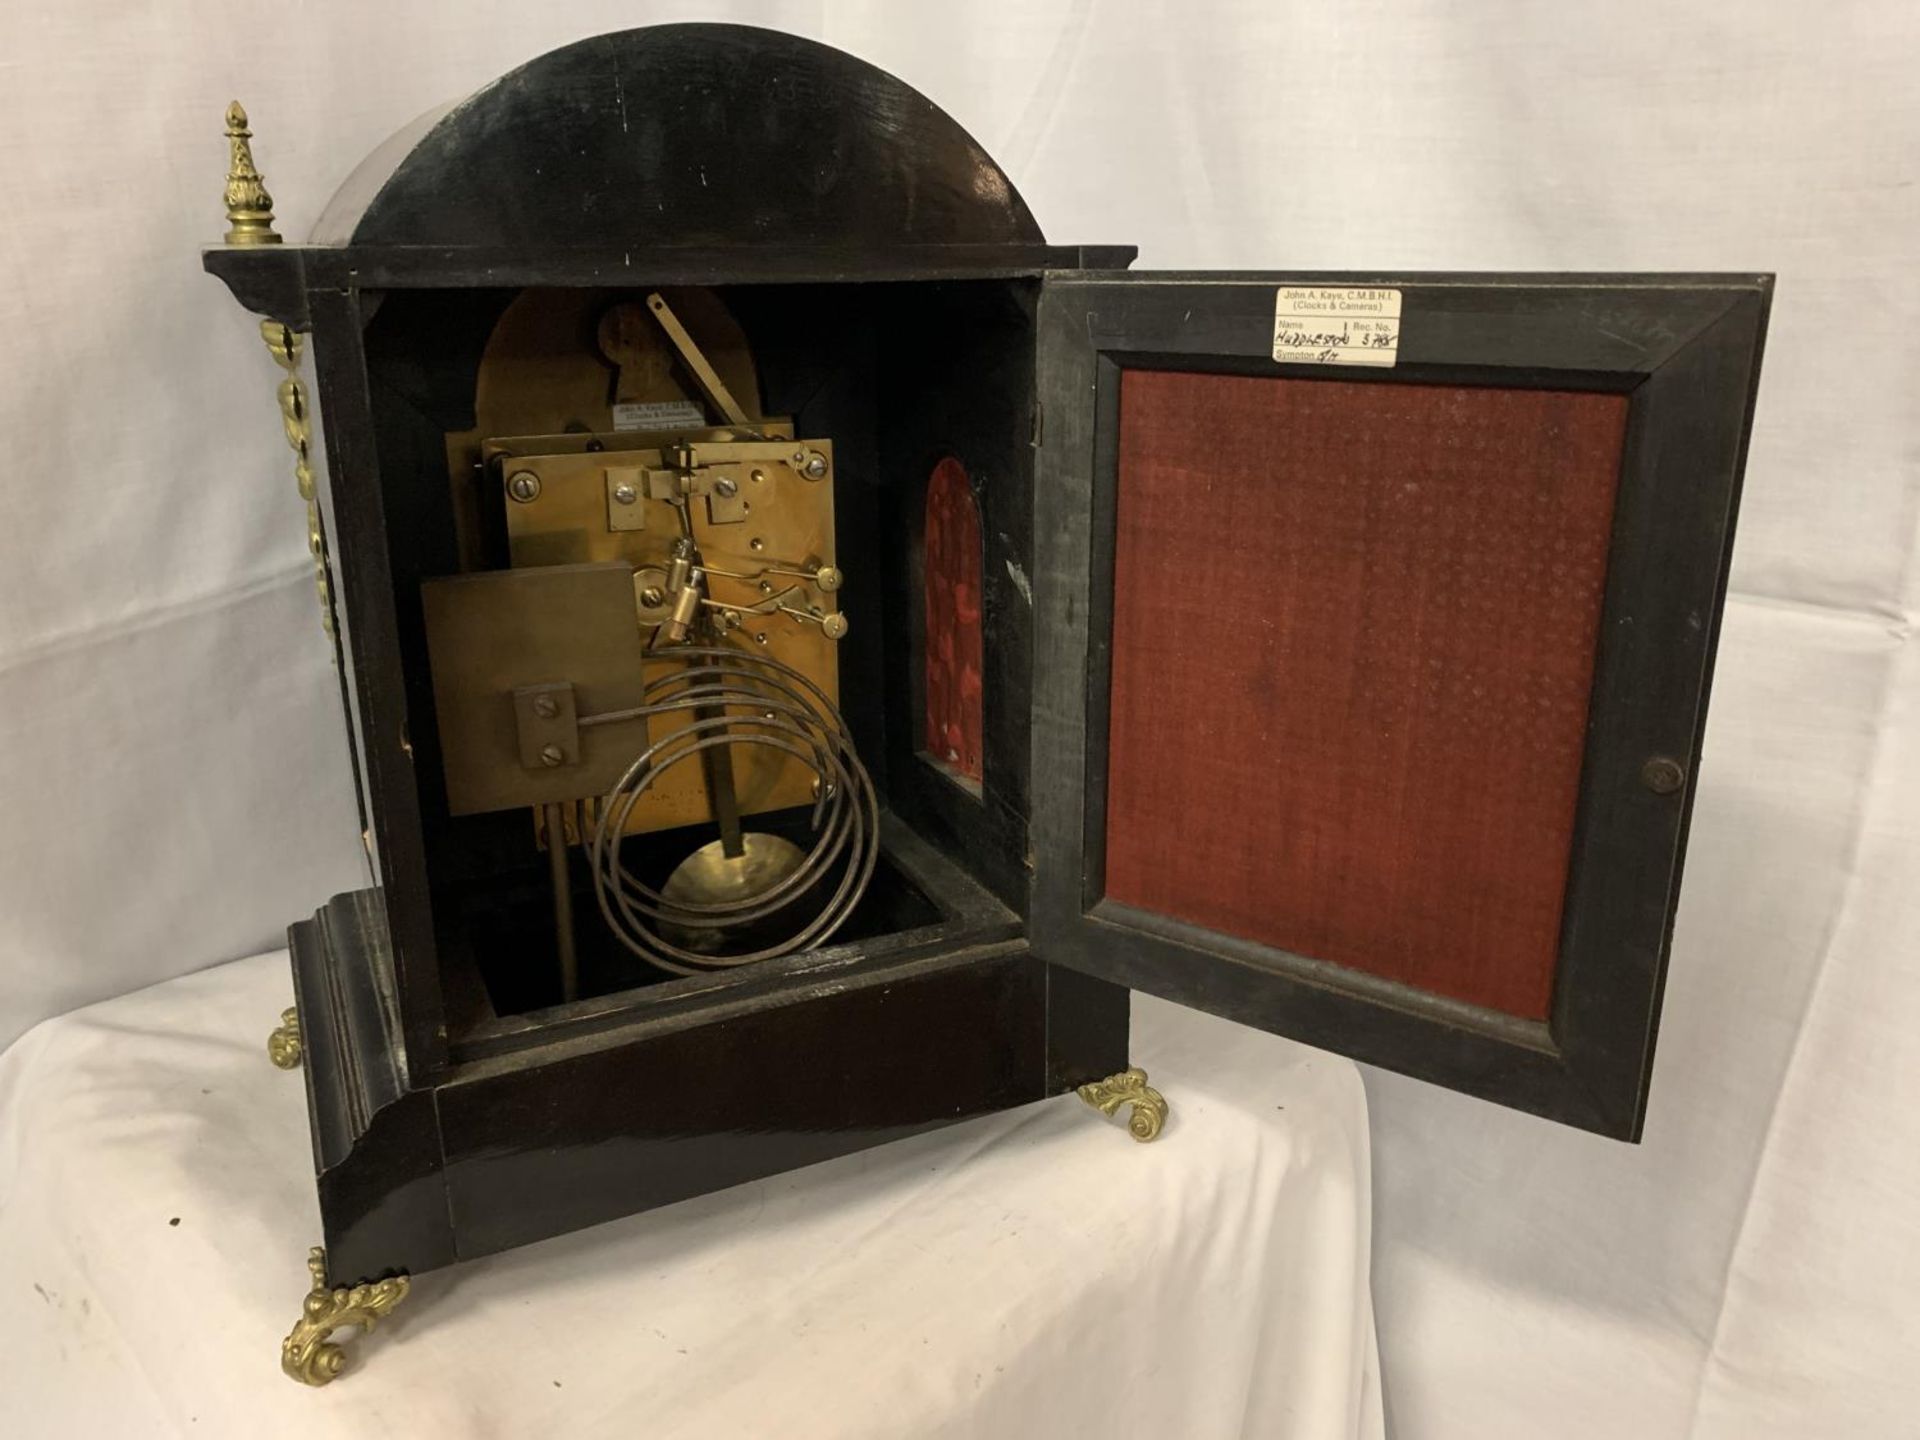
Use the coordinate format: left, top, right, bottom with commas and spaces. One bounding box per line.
1102, 370, 1629, 1020
924, 457, 984, 782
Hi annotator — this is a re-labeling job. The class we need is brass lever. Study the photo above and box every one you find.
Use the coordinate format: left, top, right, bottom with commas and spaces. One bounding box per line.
645, 293, 754, 428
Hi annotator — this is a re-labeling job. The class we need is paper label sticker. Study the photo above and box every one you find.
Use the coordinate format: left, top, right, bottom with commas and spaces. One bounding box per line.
1272, 287, 1402, 367
612, 399, 708, 432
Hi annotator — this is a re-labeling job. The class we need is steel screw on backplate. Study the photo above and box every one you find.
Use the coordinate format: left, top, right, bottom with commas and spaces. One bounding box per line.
612, 482, 638, 505
540, 744, 565, 767
508, 471, 542, 503
714, 476, 739, 499
532, 694, 559, 720
1641, 756, 1686, 794
802, 452, 829, 480
640, 586, 666, 608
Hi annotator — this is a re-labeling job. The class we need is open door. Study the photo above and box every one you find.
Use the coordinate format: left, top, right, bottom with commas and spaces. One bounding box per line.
1030, 272, 1769, 1139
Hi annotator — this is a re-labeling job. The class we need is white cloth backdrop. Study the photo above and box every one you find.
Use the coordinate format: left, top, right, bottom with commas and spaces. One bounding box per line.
0, 1, 1914, 1435
0, 960, 1382, 1439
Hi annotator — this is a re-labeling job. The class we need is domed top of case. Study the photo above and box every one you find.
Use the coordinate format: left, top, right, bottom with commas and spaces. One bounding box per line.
312, 23, 1045, 250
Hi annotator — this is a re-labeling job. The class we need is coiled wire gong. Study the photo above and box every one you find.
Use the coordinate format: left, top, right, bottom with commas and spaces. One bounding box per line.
587, 645, 878, 976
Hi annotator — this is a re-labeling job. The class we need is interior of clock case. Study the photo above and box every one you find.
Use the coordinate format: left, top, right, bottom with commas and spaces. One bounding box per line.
359, 278, 1041, 1041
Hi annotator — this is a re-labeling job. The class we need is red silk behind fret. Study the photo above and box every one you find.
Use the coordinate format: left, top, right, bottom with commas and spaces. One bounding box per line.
923, 456, 984, 783
1102, 370, 1628, 1020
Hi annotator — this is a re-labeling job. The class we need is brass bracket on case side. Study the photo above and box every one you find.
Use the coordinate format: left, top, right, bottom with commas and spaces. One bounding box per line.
267, 1007, 302, 1069
282, 1247, 411, 1386
260, 318, 335, 638
1077, 1067, 1169, 1142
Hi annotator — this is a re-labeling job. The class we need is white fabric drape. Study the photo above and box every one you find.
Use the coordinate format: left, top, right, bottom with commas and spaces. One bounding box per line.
0, 963, 1381, 1438
1, 1, 1914, 1435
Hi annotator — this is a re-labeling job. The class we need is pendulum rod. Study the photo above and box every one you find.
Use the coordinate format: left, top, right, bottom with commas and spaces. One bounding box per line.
691, 618, 747, 861
543, 801, 579, 1002
658, 502, 747, 863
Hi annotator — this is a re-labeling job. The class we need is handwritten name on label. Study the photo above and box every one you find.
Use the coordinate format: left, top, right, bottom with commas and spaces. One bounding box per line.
1272, 287, 1402, 367
613, 400, 708, 432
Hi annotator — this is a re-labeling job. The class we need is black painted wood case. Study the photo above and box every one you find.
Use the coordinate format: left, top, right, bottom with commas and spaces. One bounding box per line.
206, 24, 1768, 1289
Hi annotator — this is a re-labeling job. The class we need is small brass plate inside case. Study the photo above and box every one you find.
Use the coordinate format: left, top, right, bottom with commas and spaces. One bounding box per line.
511, 681, 580, 770
421, 564, 653, 816
604, 466, 648, 532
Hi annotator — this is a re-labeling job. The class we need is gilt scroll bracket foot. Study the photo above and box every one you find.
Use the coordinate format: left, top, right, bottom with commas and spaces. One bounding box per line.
1077, 1066, 1169, 1142
267, 1007, 302, 1069
281, 1247, 411, 1386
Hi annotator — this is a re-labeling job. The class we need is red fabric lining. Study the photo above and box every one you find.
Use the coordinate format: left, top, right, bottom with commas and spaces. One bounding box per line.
1102, 370, 1628, 1020
924, 457, 984, 782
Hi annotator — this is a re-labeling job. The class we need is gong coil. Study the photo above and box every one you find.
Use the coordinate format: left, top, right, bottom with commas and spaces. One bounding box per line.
586, 645, 878, 976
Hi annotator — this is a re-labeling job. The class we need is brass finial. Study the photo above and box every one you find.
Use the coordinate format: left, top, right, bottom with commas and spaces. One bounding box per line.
223, 100, 281, 245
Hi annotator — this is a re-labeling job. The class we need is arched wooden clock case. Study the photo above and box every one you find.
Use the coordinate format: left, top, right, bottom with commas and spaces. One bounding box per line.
205, 23, 1769, 1383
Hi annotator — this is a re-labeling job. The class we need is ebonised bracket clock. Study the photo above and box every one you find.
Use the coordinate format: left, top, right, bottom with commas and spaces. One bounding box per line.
202, 23, 1770, 1385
